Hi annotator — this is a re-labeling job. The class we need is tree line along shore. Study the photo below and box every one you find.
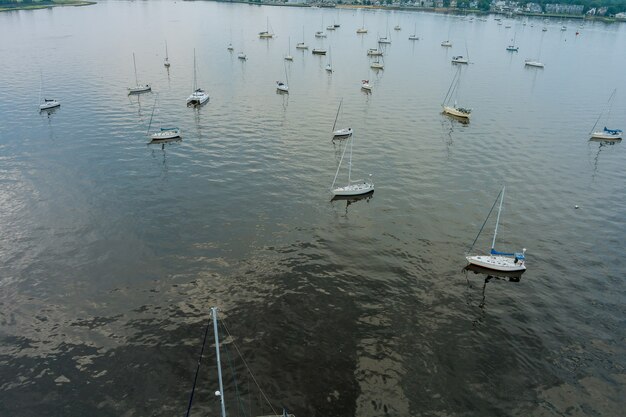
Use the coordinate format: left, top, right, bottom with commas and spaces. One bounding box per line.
0, 0, 96, 12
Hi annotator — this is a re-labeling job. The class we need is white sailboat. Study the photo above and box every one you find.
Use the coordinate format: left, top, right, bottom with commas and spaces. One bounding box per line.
590, 89, 623, 140
525, 59, 544, 68
285, 37, 294, 61
506, 33, 519, 51
378, 19, 391, 44
361, 79, 372, 92
331, 134, 374, 196
466, 186, 526, 272
367, 49, 383, 56
186, 49, 209, 106
276, 63, 289, 93
128, 52, 151, 94
39, 72, 60, 111
441, 40, 452, 47
164, 41, 171, 67
296, 27, 308, 49
356, 14, 367, 33
237, 52, 247, 60
325, 46, 333, 72
259, 17, 274, 38
525, 38, 544, 68
370, 57, 384, 70
331, 99, 352, 139
148, 95, 181, 141
409, 22, 419, 40
451, 43, 469, 64
394, 24, 401, 31
442, 68, 471, 120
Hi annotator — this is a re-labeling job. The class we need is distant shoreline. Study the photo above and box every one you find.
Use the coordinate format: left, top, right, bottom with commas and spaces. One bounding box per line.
190, 0, 623, 22
0, 0, 96, 13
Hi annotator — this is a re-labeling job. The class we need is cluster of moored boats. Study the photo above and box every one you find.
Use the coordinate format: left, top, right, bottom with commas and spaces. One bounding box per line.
36, 16, 621, 273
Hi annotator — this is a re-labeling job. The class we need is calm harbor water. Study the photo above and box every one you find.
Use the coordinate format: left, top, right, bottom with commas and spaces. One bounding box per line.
1, 1, 625, 416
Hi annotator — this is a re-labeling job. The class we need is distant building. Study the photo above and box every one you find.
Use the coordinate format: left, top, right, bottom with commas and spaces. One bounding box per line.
545, 3, 584, 15
616, 12, 626, 19
525, 2, 542, 13
597, 7, 608, 15
436, 0, 443, 7
449, 0, 457, 7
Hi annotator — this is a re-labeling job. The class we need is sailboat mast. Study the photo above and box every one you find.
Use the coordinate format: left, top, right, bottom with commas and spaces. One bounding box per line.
147, 95, 158, 135
39, 71, 43, 103
332, 99, 342, 132
165, 41, 169, 60
347, 135, 354, 183
193, 49, 197, 91
211, 307, 227, 417
491, 186, 505, 249
590, 89, 616, 135
133, 53, 139, 85
331, 138, 349, 190
442, 68, 459, 106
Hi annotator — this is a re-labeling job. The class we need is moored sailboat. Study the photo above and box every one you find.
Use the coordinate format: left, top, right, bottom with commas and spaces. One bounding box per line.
442, 68, 471, 120
128, 52, 151, 94
466, 186, 526, 272
285, 37, 294, 61
331, 99, 352, 139
39, 72, 60, 111
186, 49, 209, 106
148, 94, 181, 141
590, 89, 623, 140
330, 134, 374, 197
259, 17, 274, 38
357, 14, 367, 33
164, 41, 171, 67
276, 63, 289, 93
296, 27, 308, 49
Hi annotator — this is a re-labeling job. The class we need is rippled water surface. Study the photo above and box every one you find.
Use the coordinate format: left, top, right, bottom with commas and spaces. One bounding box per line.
1, 1, 625, 416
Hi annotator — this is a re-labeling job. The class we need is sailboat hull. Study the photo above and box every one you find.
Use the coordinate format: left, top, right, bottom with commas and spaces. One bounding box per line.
443, 106, 471, 119
525, 61, 544, 68
466, 255, 526, 272
151, 129, 181, 140
590, 131, 622, 140
187, 90, 209, 106
128, 85, 152, 94
332, 182, 374, 196
333, 128, 353, 138
39, 101, 60, 110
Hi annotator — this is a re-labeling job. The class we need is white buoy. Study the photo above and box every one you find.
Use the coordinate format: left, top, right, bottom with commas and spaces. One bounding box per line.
575, 205, 579, 209
215, 390, 221, 397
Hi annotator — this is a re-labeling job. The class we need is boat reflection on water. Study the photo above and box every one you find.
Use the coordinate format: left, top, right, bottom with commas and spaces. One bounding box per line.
148, 136, 182, 149
331, 190, 374, 213
442, 111, 470, 125
464, 264, 524, 327
464, 263, 524, 282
